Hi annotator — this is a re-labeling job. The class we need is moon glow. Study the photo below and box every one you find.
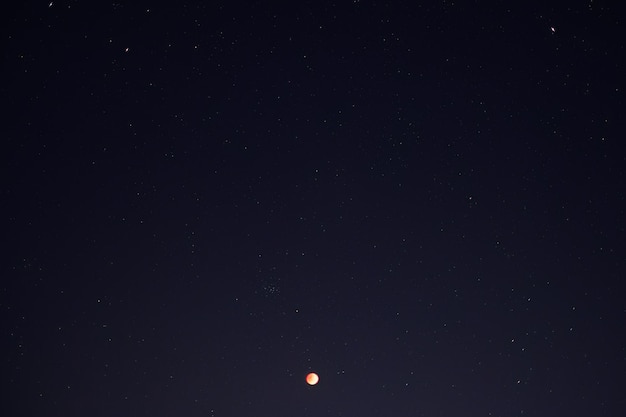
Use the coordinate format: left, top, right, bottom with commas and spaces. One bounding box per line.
306, 372, 319, 385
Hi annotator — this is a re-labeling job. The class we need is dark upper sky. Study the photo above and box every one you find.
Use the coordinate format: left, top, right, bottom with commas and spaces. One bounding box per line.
2, 1, 625, 416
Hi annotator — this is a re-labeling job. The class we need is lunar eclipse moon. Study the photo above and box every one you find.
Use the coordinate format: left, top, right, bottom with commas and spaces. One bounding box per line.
306, 372, 319, 385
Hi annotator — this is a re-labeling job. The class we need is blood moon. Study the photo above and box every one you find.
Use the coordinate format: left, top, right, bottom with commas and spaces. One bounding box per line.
306, 372, 319, 386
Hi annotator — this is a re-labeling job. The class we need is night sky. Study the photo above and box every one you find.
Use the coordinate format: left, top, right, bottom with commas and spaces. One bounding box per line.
2, 1, 625, 416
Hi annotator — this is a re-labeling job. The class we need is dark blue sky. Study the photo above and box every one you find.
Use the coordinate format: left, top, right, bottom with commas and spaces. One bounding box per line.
2, 1, 625, 416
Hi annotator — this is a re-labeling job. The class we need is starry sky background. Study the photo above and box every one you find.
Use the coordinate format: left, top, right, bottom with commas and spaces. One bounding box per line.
2, 1, 625, 416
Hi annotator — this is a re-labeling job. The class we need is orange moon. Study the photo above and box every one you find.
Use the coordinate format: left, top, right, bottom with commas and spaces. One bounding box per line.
306, 372, 319, 385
